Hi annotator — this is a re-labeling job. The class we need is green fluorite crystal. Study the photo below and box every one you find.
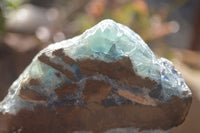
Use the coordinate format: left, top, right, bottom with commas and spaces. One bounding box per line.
0, 19, 191, 115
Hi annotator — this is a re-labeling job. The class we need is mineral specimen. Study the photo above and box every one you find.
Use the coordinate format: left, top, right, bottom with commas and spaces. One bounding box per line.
0, 19, 192, 133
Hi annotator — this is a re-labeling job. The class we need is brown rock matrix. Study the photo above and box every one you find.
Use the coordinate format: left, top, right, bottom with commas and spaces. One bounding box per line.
0, 48, 192, 133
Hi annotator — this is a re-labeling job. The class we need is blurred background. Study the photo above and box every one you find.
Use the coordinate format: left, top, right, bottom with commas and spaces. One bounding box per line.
0, 0, 199, 132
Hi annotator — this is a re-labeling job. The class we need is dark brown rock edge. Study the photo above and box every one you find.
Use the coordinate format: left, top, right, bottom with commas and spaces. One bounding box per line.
0, 49, 192, 133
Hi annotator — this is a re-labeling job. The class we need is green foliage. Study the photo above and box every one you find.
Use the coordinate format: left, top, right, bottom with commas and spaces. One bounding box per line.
0, 0, 24, 36
0, 6, 6, 36
5, 0, 24, 10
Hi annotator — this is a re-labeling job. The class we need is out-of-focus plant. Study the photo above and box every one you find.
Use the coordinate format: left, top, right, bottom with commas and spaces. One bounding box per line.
0, 6, 6, 36
68, 0, 190, 43
0, 0, 191, 47
0, 0, 24, 37
75, 0, 152, 41
5, 0, 24, 10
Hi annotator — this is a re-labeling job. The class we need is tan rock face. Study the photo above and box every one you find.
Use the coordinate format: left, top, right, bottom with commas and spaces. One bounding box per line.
0, 48, 192, 133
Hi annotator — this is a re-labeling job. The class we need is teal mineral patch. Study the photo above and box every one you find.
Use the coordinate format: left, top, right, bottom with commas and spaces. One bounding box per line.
43, 19, 191, 100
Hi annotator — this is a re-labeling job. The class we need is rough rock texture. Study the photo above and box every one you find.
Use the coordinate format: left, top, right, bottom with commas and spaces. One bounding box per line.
0, 20, 192, 133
